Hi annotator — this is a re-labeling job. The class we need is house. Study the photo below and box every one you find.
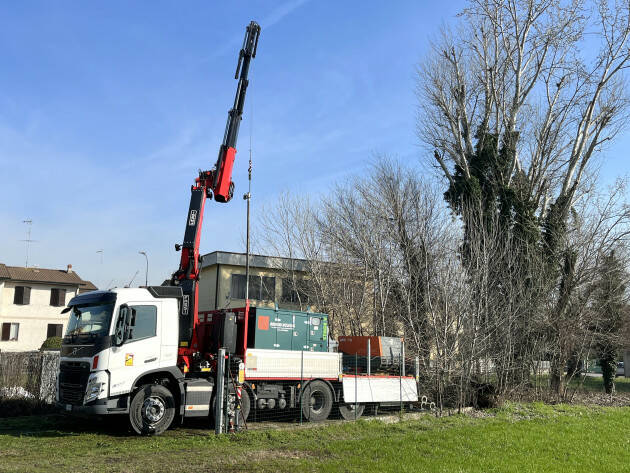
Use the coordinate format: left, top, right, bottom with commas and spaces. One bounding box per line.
0, 263, 97, 352
197, 251, 311, 312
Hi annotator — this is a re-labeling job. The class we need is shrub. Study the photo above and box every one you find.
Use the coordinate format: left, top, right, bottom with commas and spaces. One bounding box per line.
0, 397, 56, 417
40, 336, 62, 351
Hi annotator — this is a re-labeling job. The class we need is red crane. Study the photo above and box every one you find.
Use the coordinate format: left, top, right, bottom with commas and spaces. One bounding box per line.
172, 21, 261, 371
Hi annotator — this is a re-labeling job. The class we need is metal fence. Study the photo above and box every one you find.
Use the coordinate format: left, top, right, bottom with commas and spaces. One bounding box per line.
212, 341, 434, 433
0, 351, 59, 404
0, 348, 436, 431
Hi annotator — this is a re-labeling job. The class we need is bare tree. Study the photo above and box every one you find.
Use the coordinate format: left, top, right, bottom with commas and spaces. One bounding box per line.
418, 0, 630, 394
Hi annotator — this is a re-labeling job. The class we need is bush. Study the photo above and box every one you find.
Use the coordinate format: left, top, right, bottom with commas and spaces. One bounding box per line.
0, 397, 56, 417
438, 378, 499, 409
40, 336, 62, 351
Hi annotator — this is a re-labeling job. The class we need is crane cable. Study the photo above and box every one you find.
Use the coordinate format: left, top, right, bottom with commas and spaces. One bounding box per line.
244, 91, 253, 302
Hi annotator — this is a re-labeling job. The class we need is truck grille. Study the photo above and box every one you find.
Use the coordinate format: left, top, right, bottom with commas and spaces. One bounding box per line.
58, 361, 90, 405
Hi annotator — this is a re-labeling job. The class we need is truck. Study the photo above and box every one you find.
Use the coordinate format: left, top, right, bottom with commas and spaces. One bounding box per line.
56, 20, 418, 435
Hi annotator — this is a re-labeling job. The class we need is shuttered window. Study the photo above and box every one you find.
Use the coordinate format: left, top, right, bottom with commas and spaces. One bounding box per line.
1, 323, 19, 341
13, 286, 31, 305
47, 323, 63, 338
50, 288, 66, 307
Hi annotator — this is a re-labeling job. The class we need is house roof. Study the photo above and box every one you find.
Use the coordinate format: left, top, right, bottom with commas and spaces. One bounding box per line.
0, 263, 96, 289
200, 251, 308, 272
79, 280, 98, 292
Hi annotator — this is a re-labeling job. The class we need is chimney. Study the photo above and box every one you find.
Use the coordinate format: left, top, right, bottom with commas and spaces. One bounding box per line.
67, 264, 73, 273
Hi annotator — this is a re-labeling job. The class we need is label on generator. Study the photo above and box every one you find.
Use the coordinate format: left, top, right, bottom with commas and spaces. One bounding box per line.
270, 321, 295, 331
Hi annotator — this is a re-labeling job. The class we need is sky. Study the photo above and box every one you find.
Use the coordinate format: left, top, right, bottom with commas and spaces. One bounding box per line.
0, 1, 627, 289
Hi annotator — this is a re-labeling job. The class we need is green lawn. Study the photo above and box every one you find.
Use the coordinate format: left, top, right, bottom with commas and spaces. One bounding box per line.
571, 375, 630, 393
1, 403, 629, 472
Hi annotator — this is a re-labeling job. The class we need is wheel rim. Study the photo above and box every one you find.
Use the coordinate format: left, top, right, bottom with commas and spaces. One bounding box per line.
142, 396, 165, 423
310, 390, 325, 413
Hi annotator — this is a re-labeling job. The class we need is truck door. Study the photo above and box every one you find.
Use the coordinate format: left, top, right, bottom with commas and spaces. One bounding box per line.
108, 302, 161, 397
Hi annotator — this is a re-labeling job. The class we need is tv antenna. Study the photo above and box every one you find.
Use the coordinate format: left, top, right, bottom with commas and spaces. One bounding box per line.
125, 270, 139, 288
21, 219, 37, 267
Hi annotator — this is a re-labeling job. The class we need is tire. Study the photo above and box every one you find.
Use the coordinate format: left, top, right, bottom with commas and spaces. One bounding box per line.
129, 384, 176, 435
301, 380, 333, 422
338, 402, 365, 421
239, 386, 251, 423
211, 385, 250, 425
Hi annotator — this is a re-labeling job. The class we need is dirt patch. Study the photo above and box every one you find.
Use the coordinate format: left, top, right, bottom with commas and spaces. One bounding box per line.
244, 449, 319, 461
568, 392, 630, 407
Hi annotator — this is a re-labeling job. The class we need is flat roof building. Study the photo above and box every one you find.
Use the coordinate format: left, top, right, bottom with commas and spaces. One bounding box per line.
197, 251, 311, 312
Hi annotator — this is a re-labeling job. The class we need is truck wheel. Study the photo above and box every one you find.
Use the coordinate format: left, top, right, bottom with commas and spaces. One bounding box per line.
338, 402, 365, 421
239, 386, 251, 423
301, 380, 333, 422
212, 386, 251, 422
129, 384, 175, 435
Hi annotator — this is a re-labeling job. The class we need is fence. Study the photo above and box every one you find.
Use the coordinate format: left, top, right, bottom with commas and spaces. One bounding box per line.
0, 347, 436, 431
213, 340, 434, 432
0, 351, 59, 404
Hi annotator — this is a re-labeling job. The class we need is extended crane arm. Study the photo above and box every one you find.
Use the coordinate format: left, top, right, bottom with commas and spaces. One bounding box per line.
172, 21, 260, 359
213, 20, 261, 203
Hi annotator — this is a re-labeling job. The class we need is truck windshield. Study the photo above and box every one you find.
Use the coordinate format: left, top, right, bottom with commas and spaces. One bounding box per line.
65, 303, 114, 340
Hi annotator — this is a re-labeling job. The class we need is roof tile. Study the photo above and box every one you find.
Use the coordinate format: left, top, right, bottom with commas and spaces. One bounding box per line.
1, 264, 94, 288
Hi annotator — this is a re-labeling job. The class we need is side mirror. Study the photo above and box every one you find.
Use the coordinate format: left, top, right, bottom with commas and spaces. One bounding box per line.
114, 305, 135, 346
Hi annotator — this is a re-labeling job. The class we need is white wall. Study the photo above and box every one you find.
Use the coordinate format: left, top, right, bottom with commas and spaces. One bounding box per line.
0, 281, 78, 352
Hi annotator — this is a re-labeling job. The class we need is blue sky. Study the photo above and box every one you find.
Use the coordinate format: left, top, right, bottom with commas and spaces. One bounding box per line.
0, 1, 627, 288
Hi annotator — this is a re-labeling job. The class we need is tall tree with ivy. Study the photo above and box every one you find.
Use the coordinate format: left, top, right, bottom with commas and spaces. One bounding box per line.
418, 0, 630, 393
594, 250, 627, 394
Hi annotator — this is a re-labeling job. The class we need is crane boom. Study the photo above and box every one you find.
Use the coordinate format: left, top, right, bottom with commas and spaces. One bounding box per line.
172, 21, 260, 367
213, 20, 260, 202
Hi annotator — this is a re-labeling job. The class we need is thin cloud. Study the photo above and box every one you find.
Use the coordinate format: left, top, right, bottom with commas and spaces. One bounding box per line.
199, 0, 310, 64
261, 0, 310, 29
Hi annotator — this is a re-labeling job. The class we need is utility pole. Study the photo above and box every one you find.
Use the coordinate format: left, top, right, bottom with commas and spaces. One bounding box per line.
139, 251, 149, 286
21, 219, 35, 268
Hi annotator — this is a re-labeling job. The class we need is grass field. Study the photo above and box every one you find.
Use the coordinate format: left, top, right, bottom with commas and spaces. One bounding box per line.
571, 375, 630, 392
1, 403, 629, 472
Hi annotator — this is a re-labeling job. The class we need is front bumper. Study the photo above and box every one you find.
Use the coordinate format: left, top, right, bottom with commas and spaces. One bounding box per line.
56, 395, 129, 416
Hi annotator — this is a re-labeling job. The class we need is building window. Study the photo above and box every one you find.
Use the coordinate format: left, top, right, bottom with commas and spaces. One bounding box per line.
231, 274, 247, 300
50, 288, 66, 307
281, 278, 310, 303
1, 323, 20, 341
47, 324, 63, 338
128, 305, 157, 341
13, 286, 31, 305
261, 276, 276, 301
230, 274, 276, 301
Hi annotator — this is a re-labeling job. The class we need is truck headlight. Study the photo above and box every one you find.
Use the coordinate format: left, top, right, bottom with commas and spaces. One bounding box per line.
84, 372, 108, 404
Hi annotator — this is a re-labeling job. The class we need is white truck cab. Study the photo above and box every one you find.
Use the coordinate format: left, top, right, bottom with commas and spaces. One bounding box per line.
57, 287, 184, 426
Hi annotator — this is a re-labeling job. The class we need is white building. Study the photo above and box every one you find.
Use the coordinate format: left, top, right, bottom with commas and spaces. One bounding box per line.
0, 264, 96, 352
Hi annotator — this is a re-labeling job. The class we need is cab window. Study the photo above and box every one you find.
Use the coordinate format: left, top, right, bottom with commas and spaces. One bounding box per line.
128, 305, 157, 341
